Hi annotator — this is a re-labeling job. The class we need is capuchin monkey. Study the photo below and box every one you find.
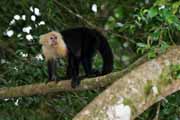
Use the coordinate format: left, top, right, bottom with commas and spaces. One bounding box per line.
39, 27, 113, 88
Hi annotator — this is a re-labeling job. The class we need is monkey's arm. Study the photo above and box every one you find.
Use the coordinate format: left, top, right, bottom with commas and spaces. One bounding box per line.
47, 59, 57, 82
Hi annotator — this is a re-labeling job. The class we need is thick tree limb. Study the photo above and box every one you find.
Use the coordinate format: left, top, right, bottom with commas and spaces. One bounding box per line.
73, 46, 180, 120
0, 55, 146, 99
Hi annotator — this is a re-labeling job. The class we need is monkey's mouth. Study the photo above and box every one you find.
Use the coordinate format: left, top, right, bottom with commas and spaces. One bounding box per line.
51, 41, 57, 46
49, 39, 58, 46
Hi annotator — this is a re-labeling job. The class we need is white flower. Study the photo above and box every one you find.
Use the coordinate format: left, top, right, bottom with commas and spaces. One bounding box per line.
34, 8, 40, 16
31, 15, 36, 21
22, 15, 26, 20
14, 67, 18, 71
30, 6, 34, 12
145, 0, 149, 4
14, 15, 20, 20
91, 4, 97, 13
1, 59, 6, 64
38, 21, 45, 25
159, 5, 165, 10
35, 24, 38, 28
20, 52, 28, 57
122, 55, 129, 62
17, 34, 22, 38
9, 19, 15, 25
123, 42, 129, 48
14, 99, 19, 106
6, 30, 14, 37
107, 104, 131, 120
4, 98, 9, 101
35, 54, 44, 60
22, 26, 32, 33
116, 22, 124, 27
26, 34, 33, 41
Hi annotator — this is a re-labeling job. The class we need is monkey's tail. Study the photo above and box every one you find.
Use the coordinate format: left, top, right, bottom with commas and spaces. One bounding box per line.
93, 30, 114, 75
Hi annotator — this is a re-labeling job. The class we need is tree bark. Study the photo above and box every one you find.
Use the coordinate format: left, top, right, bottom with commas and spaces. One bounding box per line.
73, 46, 180, 120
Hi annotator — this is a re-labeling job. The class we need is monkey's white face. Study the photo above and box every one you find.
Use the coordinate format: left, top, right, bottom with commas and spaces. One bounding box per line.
48, 34, 58, 46
39, 31, 68, 59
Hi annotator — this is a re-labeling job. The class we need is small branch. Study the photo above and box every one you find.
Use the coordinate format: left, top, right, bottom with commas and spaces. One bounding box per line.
153, 103, 160, 120
54, 0, 95, 28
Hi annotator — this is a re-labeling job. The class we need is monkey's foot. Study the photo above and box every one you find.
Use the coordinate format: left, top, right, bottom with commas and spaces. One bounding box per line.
85, 69, 101, 78
91, 69, 100, 76
71, 79, 80, 88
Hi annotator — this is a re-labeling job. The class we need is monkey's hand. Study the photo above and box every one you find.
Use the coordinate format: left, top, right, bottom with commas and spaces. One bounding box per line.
46, 75, 58, 84
85, 69, 101, 78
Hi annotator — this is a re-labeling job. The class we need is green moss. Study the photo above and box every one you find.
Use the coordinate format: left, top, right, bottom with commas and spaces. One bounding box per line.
144, 80, 153, 96
169, 64, 180, 79
159, 67, 173, 86
123, 98, 137, 114
159, 64, 180, 86
155, 64, 180, 90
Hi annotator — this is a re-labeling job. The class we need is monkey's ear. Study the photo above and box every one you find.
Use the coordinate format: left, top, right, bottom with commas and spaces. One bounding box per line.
39, 34, 45, 45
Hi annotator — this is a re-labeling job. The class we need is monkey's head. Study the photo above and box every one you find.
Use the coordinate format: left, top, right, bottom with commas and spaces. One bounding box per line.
39, 31, 68, 58
39, 31, 63, 47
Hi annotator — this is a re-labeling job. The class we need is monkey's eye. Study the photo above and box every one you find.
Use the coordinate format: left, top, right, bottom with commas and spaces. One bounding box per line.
50, 36, 54, 40
54, 36, 57, 39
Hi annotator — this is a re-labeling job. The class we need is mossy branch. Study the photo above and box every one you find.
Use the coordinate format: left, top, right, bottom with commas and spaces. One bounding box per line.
73, 46, 180, 120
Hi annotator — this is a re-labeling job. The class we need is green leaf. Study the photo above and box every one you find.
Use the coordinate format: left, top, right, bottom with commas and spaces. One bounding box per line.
176, 74, 180, 79
136, 43, 148, 48
166, 15, 177, 24
175, 24, 180, 31
172, 1, 180, 14
152, 30, 160, 41
148, 7, 158, 18
154, 0, 167, 6
159, 41, 169, 53
161, 8, 171, 18
148, 50, 156, 59
114, 7, 124, 19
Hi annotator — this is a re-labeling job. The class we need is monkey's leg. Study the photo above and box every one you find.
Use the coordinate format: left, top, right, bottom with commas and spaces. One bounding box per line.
66, 57, 73, 79
70, 55, 80, 88
47, 59, 57, 82
82, 57, 100, 77
82, 57, 92, 75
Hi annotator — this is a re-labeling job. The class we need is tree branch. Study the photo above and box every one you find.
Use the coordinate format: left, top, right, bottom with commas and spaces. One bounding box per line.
73, 46, 180, 120
0, 54, 146, 99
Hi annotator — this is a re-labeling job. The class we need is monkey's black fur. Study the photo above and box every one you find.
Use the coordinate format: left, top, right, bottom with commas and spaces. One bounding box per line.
49, 27, 113, 88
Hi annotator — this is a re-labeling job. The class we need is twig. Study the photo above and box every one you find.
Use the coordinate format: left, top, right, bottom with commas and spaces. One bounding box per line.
54, 0, 95, 27
153, 103, 160, 120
